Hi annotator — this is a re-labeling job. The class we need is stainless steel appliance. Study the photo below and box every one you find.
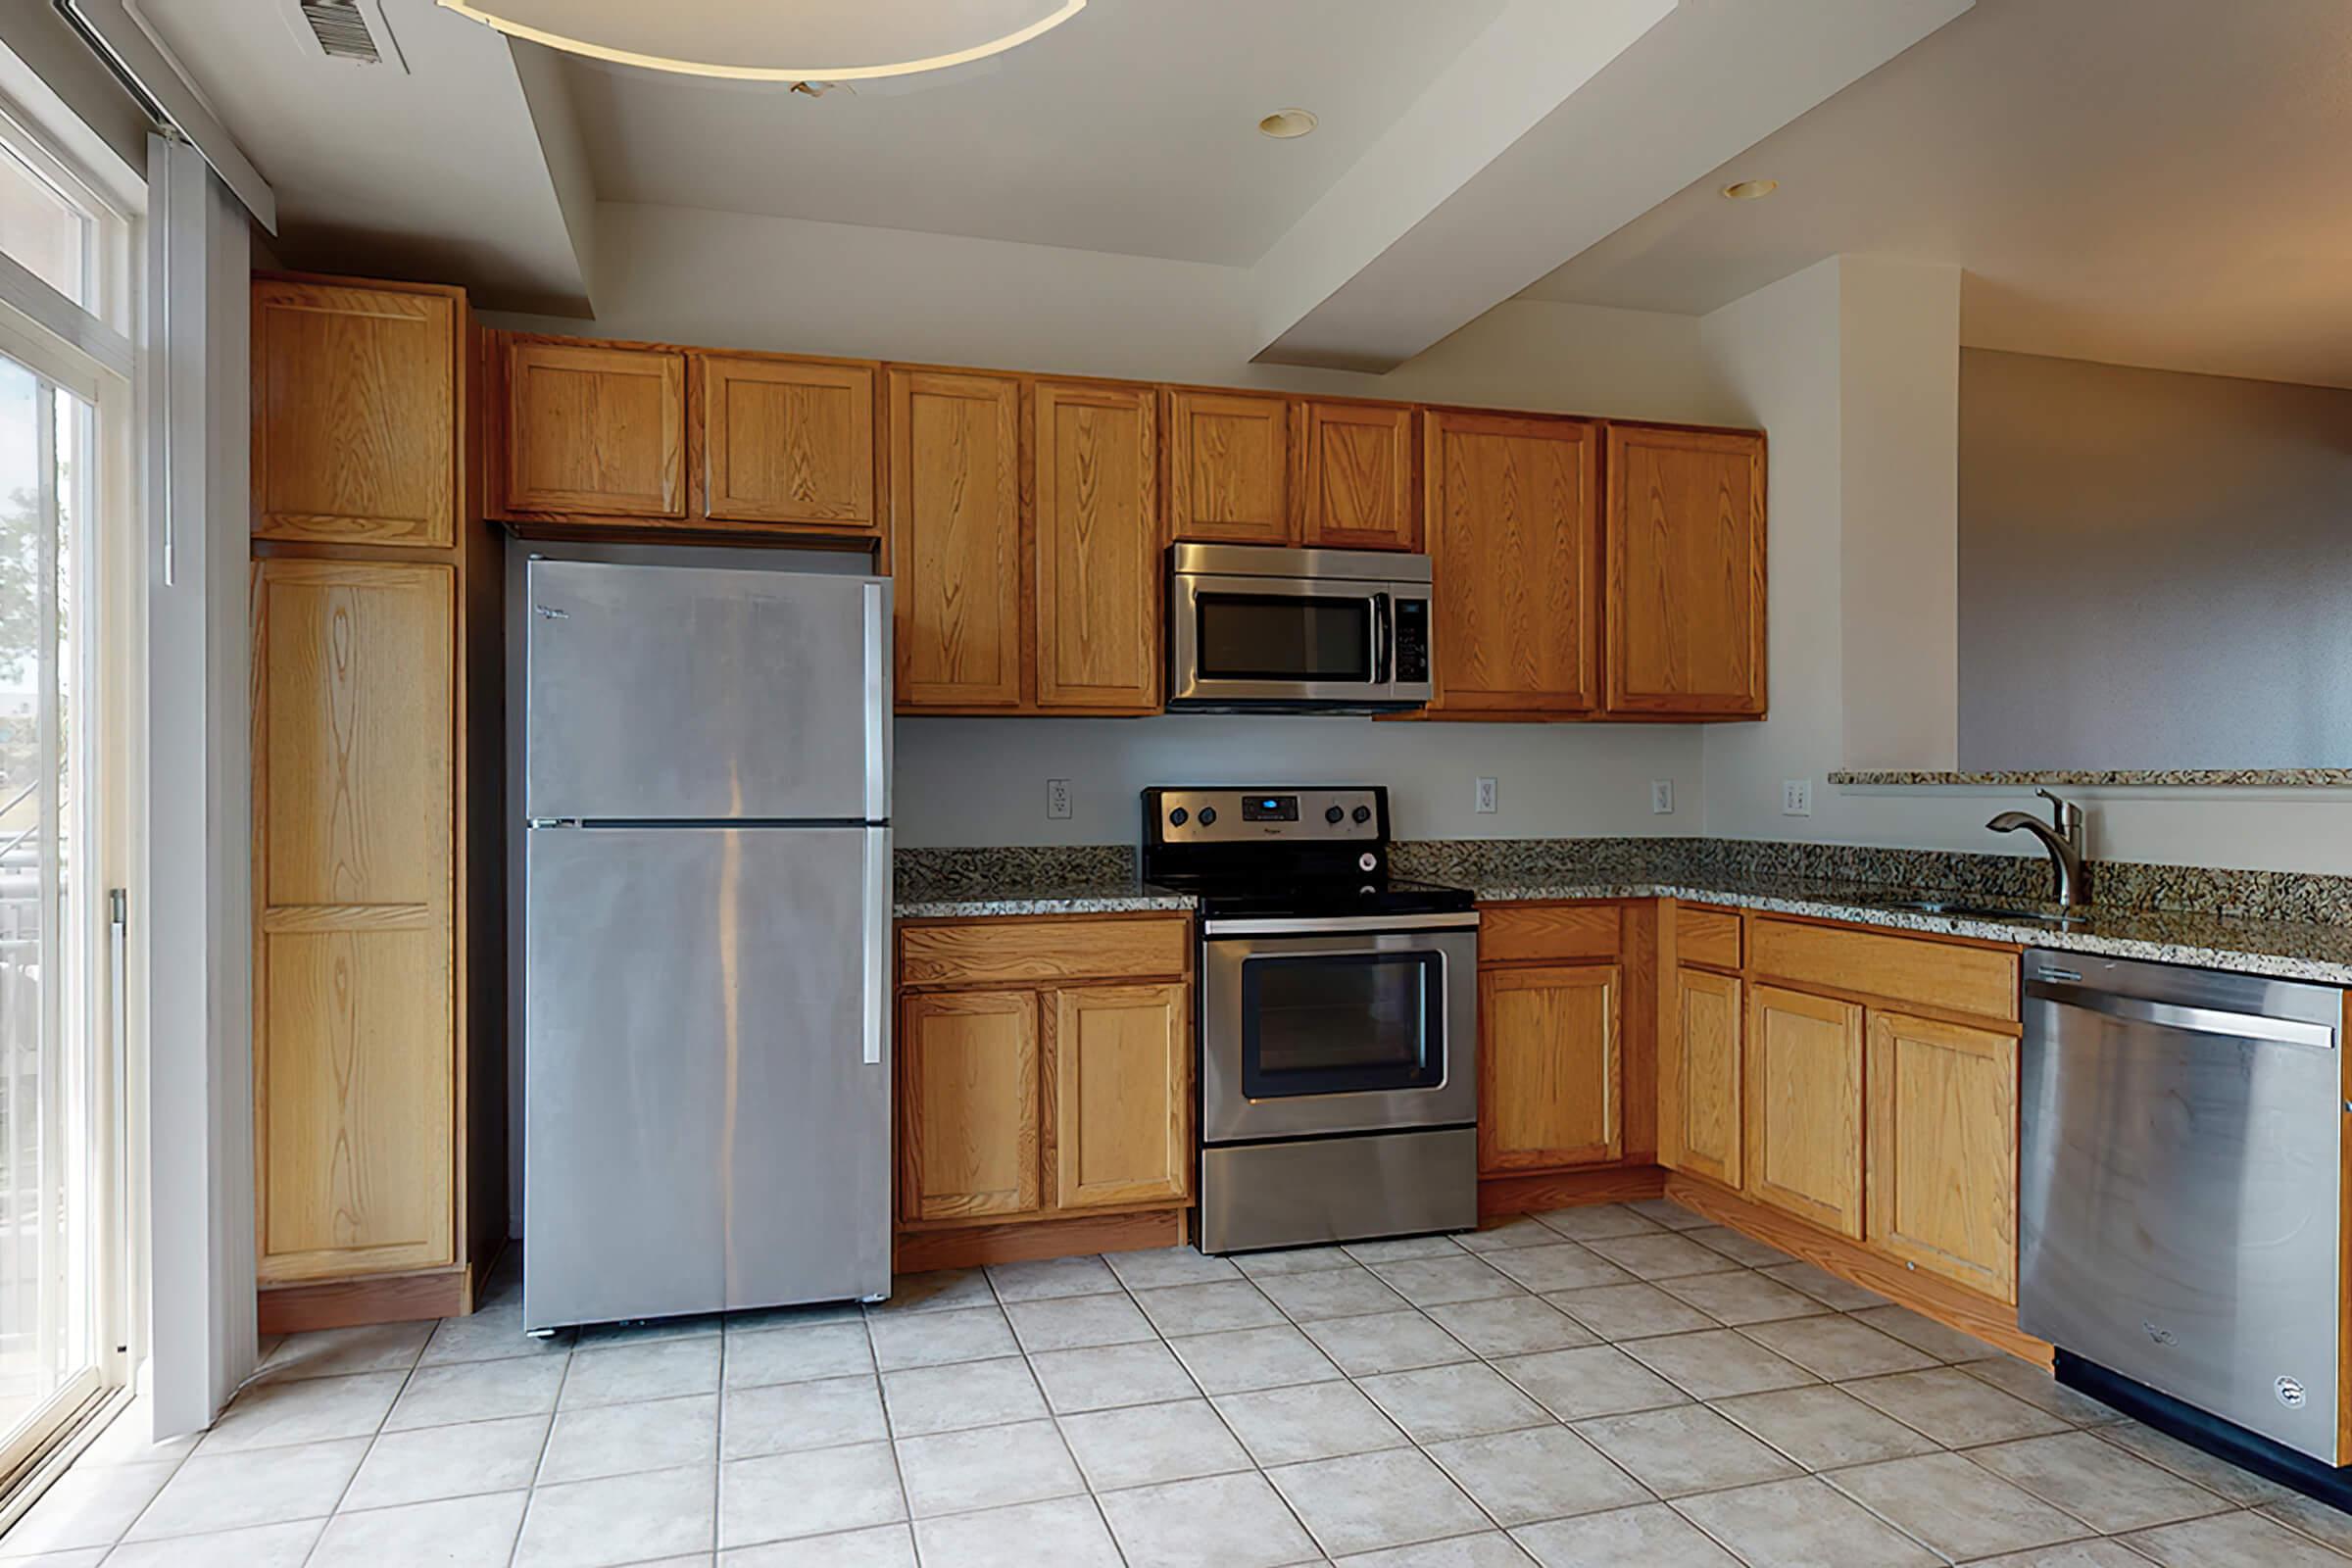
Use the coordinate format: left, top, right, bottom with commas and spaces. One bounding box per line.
519, 558, 893, 1332
1166, 544, 1433, 711
2019, 949, 2346, 1460
1142, 786, 1477, 1252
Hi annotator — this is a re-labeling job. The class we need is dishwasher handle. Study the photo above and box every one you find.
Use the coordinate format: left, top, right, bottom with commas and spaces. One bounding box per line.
2030, 979, 2337, 1051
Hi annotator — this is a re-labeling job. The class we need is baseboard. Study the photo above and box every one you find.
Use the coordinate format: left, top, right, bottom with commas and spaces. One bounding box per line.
1663, 1172, 2051, 1367
893, 1208, 1186, 1273
259, 1267, 471, 1336
1478, 1163, 1667, 1219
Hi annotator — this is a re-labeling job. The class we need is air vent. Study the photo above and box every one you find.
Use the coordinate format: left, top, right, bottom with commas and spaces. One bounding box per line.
298, 0, 378, 61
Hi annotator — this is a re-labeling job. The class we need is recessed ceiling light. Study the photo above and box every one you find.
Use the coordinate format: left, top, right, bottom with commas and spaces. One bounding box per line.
1258, 109, 1318, 139
1720, 178, 1780, 201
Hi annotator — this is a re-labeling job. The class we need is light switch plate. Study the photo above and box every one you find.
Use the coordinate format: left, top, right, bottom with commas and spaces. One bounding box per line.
1650, 780, 1674, 815
1781, 778, 1813, 817
1046, 778, 1072, 820
1474, 777, 1498, 813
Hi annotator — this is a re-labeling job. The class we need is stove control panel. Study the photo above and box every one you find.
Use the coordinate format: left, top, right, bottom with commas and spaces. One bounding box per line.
1146, 787, 1385, 846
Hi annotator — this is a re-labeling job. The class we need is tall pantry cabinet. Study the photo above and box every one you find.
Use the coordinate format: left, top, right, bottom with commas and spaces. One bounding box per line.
248, 274, 505, 1331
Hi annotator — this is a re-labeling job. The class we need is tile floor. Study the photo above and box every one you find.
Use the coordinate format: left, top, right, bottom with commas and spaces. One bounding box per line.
8, 1199, 2352, 1566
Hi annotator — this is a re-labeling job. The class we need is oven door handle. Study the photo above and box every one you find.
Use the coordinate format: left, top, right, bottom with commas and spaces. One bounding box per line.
1203, 912, 1481, 936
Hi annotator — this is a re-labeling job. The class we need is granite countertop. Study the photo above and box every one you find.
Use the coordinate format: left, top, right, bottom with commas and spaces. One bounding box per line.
894, 841, 2352, 986
1829, 768, 2352, 788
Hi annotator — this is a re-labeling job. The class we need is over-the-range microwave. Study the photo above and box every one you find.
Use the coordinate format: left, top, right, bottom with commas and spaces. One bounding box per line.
1166, 543, 1433, 712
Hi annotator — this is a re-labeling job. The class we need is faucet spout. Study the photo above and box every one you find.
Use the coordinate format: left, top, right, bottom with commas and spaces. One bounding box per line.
1986, 790, 2087, 908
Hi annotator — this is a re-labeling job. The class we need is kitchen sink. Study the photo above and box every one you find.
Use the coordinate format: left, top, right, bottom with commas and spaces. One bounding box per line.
1867, 897, 2088, 927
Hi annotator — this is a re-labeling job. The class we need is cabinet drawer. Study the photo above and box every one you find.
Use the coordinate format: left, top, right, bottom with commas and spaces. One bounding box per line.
1676, 906, 1741, 970
901, 916, 1190, 988
1480, 903, 1620, 965
1748, 917, 2019, 1023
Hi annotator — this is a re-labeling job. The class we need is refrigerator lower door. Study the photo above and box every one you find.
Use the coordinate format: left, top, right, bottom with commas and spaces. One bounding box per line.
524, 823, 891, 1331
525, 558, 890, 822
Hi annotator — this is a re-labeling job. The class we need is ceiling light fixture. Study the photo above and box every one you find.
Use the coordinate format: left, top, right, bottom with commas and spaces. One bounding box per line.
435, 0, 1086, 83
1258, 109, 1318, 139
1720, 178, 1780, 201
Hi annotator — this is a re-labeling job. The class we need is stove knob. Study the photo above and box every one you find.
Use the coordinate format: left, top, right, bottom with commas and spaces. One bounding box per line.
1325, 806, 1345, 824
1358, 851, 1378, 872
1198, 807, 1217, 826
1351, 805, 1373, 824
1167, 808, 1188, 827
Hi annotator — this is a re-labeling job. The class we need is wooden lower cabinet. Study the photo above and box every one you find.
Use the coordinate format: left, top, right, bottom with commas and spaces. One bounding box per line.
900, 990, 1043, 1222
896, 916, 1192, 1264
1743, 984, 1865, 1239
1051, 985, 1189, 1210
1867, 1010, 2020, 1301
1662, 967, 1741, 1189
1479, 964, 1621, 1172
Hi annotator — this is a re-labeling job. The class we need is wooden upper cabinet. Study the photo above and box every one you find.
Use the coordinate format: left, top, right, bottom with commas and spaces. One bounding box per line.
1663, 968, 1742, 1190
900, 989, 1043, 1222
251, 279, 458, 547
1868, 1011, 2019, 1301
1744, 984, 1865, 1240
1605, 424, 1766, 716
252, 560, 457, 1282
1479, 963, 1621, 1173
503, 339, 687, 517
1166, 389, 1293, 545
1033, 379, 1159, 712
1304, 402, 1416, 551
1052, 983, 1190, 1210
696, 353, 878, 530
891, 369, 1024, 710
1424, 412, 1601, 715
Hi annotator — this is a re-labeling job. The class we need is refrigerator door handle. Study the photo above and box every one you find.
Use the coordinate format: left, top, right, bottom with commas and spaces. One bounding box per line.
862, 827, 890, 1066
862, 581, 890, 823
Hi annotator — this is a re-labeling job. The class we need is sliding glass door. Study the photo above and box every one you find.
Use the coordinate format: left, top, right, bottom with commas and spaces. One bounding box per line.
0, 352, 110, 1476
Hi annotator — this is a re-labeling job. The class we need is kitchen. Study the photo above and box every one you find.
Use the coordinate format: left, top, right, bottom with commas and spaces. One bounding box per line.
5, 2, 2352, 1566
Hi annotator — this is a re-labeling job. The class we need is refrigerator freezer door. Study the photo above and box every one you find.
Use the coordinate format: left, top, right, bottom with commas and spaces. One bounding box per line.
523, 822, 892, 1331
525, 559, 890, 822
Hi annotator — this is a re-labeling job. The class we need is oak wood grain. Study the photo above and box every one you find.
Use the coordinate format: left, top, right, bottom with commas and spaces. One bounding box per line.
1479, 964, 1622, 1173
1867, 1009, 2020, 1302
899, 915, 1190, 989
1303, 401, 1416, 550
1477, 1164, 1665, 1219
1166, 388, 1293, 544
1664, 967, 1743, 1190
899, 990, 1043, 1222
1744, 983, 1866, 1240
1604, 422, 1767, 716
1748, 916, 2021, 1024
1033, 379, 1159, 711
503, 340, 686, 517
890, 368, 1024, 710
1049, 983, 1191, 1210
1479, 902, 1621, 965
697, 352, 878, 529
894, 1208, 1185, 1273
1675, 905, 1742, 971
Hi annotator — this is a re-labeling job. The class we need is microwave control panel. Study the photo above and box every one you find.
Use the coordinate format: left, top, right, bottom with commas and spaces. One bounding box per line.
1392, 598, 1430, 683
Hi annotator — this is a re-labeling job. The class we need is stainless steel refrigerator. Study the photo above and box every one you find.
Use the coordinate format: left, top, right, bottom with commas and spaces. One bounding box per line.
519, 557, 892, 1332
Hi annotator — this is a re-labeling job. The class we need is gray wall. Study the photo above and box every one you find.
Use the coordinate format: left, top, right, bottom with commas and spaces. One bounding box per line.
1958, 349, 2352, 769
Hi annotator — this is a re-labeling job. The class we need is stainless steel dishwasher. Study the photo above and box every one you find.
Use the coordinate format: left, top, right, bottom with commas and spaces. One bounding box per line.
2018, 949, 2346, 1462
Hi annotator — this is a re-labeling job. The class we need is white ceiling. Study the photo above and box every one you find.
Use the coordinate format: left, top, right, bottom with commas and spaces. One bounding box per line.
1518, 0, 2352, 387
557, 0, 1504, 267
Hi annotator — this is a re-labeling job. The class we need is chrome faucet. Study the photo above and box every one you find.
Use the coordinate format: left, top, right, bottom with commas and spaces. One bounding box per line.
1986, 789, 2086, 908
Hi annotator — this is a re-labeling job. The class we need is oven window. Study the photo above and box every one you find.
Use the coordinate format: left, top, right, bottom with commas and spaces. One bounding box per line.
1241, 952, 1443, 1098
1196, 593, 1371, 682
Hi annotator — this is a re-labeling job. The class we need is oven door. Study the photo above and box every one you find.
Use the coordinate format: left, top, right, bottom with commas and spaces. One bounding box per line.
1169, 572, 1396, 708
1200, 915, 1478, 1143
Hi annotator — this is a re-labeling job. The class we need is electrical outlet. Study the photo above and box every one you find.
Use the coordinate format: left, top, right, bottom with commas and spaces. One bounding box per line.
1046, 778, 1072, 820
1474, 776, 1498, 813
1781, 778, 1813, 817
1650, 779, 1674, 815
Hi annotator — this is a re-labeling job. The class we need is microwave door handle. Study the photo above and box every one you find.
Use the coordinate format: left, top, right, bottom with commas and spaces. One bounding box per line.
1371, 593, 1391, 684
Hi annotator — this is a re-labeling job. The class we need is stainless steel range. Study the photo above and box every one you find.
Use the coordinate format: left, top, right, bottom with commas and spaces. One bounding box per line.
1141, 786, 1479, 1253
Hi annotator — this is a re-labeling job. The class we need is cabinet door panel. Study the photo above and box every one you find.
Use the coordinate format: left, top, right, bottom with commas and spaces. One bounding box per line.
901, 991, 1042, 1221
700, 354, 877, 527
252, 280, 456, 546
1051, 984, 1190, 1210
891, 369, 1024, 710
505, 341, 686, 516
1665, 968, 1742, 1188
1744, 984, 1864, 1238
1868, 1011, 2019, 1301
1304, 402, 1415, 551
1605, 425, 1766, 715
1425, 412, 1600, 714
1168, 389, 1292, 544
1035, 380, 1158, 711
1479, 964, 1621, 1173
252, 561, 457, 1283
